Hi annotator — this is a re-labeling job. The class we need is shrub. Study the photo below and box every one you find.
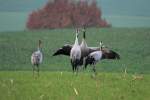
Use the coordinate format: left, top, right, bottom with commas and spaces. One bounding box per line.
26, 0, 111, 29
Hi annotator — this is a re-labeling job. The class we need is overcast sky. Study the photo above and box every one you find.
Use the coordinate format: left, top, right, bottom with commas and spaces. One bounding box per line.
0, 0, 48, 12
0, 0, 149, 16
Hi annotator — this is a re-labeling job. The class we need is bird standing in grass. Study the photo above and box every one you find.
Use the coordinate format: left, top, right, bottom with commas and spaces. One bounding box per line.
70, 29, 81, 73
84, 41, 103, 75
80, 27, 88, 58
31, 40, 43, 77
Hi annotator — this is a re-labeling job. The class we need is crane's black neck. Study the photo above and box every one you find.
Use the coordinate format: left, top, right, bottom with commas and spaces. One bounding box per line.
83, 31, 86, 39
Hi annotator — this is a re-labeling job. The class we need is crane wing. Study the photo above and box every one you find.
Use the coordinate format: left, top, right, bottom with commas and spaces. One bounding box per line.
52, 44, 72, 56
52, 44, 120, 59
52, 44, 99, 56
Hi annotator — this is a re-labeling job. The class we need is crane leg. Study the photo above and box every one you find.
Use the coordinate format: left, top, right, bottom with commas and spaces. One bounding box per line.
36, 65, 40, 77
71, 60, 74, 73
75, 66, 79, 75
73, 66, 75, 73
32, 65, 35, 77
92, 64, 97, 77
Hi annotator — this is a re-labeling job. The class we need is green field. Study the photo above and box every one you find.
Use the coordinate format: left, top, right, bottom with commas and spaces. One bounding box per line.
0, 71, 149, 100
0, 28, 150, 73
0, 28, 150, 100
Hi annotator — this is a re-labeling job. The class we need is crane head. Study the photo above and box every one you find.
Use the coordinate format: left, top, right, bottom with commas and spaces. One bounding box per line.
38, 40, 42, 48
99, 41, 103, 47
99, 41, 106, 50
75, 28, 80, 37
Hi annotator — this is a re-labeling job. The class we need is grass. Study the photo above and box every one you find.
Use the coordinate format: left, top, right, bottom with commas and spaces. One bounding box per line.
0, 71, 149, 100
0, 28, 150, 74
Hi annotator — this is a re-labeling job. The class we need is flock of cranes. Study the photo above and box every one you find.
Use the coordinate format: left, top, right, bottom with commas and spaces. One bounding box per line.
31, 28, 120, 76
